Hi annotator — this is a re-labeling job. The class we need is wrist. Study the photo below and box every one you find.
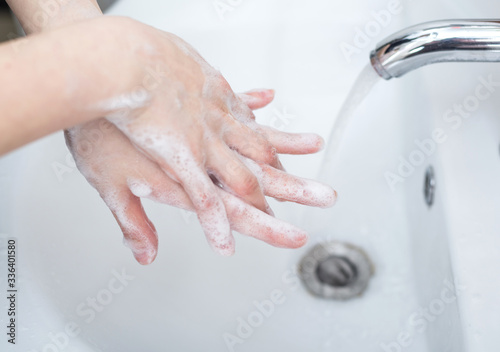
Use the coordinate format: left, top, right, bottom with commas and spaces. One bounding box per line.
83, 17, 162, 123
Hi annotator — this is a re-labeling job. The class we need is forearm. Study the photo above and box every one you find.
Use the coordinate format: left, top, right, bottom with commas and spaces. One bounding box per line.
6, 0, 102, 34
0, 17, 147, 154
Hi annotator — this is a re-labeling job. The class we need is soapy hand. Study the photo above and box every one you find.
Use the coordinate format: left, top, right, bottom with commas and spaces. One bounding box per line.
67, 89, 336, 264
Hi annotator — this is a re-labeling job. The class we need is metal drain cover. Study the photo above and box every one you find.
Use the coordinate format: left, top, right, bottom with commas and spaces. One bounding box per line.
299, 241, 374, 300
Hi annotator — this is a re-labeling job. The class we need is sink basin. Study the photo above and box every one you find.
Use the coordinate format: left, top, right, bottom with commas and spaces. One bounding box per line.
1, 0, 499, 351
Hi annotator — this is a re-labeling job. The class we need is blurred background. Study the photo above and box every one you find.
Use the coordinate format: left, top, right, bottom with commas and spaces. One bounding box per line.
0, 0, 117, 42
0, 1, 15, 42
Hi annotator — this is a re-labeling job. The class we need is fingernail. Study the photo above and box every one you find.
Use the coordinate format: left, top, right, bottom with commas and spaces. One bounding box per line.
131, 247, 157, 265
264, 89, 275, 99
123, 238, 157, 265
132, 251, 156, 265
292, 229, 309, 248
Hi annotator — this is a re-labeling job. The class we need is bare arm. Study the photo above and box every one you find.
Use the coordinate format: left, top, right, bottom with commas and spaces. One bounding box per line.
5, 0, 101, 34
0, 16, 144, 153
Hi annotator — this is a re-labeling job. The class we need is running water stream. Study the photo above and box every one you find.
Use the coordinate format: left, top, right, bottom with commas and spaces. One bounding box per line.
320, 64, 382, 178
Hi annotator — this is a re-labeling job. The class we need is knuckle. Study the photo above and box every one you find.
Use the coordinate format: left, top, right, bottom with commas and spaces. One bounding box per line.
237, 141, 254, 156
235, 136, 261, 157
226, 200, 244, 219
194, 192, 218, 211
236, 173, 260, 197
225, 159, 243, 176
262, 144, 278, 163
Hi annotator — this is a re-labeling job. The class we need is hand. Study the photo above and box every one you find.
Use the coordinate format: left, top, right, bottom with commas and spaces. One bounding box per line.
87, 24, 335, 260
66, 90, 336, 264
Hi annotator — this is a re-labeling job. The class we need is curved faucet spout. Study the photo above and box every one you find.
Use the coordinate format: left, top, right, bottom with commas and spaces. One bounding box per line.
370, 20, 500, 80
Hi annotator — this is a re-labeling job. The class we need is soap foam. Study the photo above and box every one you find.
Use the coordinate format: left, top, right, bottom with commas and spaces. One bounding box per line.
94, 89, 152, 122
127, 178, 153, 198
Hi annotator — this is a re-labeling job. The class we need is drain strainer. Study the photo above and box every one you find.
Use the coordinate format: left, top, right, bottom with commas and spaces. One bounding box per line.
298, 241, 374, 300
424, 166, 435, 207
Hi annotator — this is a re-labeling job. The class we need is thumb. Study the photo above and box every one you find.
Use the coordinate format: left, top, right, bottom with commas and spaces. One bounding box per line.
238, 89, 275, 110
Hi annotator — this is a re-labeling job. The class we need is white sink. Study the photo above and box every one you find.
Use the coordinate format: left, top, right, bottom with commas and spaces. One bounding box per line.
1, 0, 499, 351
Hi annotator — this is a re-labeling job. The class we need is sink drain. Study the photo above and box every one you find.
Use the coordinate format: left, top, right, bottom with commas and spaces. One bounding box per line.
424, 166, 435, 207
299, 241, 373, 300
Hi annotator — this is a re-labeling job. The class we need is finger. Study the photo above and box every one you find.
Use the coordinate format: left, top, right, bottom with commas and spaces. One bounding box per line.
206, 143, 271, 214
260, 164, 337, 208
171, 157, 235, 256
141, 176, 307, 249
237, 89, 275, 110
149, 185, 305, 249
223, 120, 284, 170
238, 156, 337, 207
256, 126, 325, 155
219, 189, 308, 248
229, 98, 324, 155
101, 188, 159, 265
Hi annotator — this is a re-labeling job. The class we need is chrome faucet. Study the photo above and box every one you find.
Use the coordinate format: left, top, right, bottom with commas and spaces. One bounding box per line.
370, 20, 500, 80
